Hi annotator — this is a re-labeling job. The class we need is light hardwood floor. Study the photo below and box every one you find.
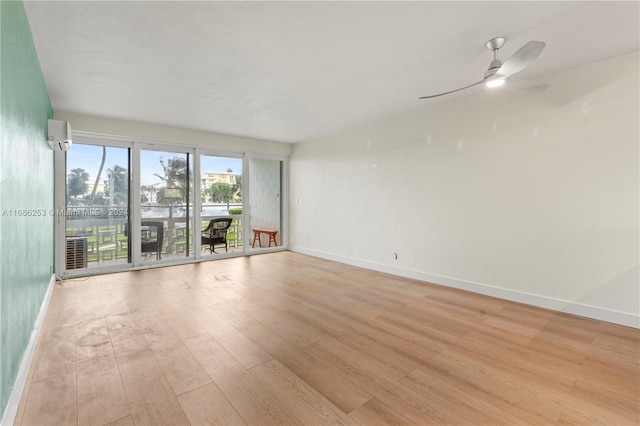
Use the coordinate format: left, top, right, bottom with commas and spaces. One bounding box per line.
15, 251, 640, 425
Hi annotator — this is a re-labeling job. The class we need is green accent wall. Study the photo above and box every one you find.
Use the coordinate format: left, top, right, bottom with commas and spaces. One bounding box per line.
0, 0, 53, 418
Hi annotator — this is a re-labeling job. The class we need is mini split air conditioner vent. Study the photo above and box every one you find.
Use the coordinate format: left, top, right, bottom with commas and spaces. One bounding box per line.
48, 119, 72, 151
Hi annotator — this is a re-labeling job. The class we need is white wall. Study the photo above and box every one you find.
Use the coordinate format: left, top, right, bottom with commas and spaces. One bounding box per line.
54, 111, 292, 156
290, 52, 639, 327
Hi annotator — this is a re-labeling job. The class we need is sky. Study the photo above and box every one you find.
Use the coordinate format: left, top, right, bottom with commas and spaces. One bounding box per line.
67, 143, 242, 189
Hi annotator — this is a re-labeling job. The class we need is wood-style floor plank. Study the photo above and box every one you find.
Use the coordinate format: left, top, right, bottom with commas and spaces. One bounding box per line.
76, 317, 115, 361
348, 397, 416, 426
18, 372, 76, 426
112, 333, 150, 359
15, 251, 640, 425
189, 307, 273, 369
178, 382, 247, 426
77, 357, 130, 425
152, 343, 213, 396
400, 368, 526, 425
435, 346, 564, 424
105, 415, 135, 426
31, 323, 76, 382
185, 332, 302, 425
104, 415, 135, 426
237, 319, 373, 414
249, 359, 352, 425
116, 350, 190, 425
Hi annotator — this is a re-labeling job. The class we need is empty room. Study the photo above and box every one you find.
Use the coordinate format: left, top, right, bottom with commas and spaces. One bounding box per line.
1, 1, 638, 425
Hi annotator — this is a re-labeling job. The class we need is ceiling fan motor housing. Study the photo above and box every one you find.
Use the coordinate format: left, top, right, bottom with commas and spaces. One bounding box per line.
483, 37, 506, 79
484, 59, 502, 79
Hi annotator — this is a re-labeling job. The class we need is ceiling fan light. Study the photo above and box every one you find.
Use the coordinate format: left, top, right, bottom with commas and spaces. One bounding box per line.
486, 78, 505, 88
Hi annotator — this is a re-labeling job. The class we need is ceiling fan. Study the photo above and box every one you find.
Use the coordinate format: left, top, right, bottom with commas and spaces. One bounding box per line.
419, 37, 548, 99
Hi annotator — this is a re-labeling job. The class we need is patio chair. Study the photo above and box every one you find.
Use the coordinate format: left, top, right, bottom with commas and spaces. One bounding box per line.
201, 218, 233, 253
141, 221, 164, 260
125, 221, 165, 260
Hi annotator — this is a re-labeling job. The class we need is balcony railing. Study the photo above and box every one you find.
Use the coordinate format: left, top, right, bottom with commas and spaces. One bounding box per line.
64, 204, 243, 266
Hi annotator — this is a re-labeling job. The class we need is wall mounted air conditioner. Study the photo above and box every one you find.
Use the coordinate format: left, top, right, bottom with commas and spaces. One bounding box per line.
48, 119, 72, 151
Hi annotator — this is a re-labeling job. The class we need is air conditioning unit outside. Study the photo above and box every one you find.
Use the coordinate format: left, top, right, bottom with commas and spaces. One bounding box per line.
66, 237, 87, 269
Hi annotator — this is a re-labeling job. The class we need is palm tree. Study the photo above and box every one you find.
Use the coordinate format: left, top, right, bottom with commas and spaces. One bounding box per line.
104, 165, 128, 205
154, 157, 188, 203
67, 168, 89, 201
89, 146, 106, 205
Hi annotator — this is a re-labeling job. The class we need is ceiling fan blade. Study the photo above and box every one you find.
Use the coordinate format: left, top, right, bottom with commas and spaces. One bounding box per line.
504, 78, 549, 94
419, 80, 484, 99
496, 41, 545, 77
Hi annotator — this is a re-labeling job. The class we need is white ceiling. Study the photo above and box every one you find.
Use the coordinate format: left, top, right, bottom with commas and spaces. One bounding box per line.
24, 1, 639, 143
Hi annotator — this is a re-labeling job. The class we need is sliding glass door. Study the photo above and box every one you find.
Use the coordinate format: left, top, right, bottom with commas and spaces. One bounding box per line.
200, 154, 243, 256
140, 149, 193, 264
64, 143, 130, 271
57, 135, 287, 278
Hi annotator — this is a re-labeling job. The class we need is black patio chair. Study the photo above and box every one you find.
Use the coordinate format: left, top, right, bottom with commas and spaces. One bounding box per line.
201, 218, 233, 253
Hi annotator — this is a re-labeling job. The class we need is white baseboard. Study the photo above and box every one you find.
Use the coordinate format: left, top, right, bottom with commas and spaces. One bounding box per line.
290, 247, 640, 329
1, 274, 56, 426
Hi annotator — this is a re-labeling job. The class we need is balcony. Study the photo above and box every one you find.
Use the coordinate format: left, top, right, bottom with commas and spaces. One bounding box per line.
64, 204, 243, 268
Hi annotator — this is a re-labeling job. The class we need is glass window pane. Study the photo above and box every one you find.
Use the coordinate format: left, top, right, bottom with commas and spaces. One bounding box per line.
65, 143, 130, 269
200, 155, 243, 256
141, 150, 193, 263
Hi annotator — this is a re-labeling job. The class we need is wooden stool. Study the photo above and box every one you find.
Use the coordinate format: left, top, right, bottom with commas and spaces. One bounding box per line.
251, 229, 278, 248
